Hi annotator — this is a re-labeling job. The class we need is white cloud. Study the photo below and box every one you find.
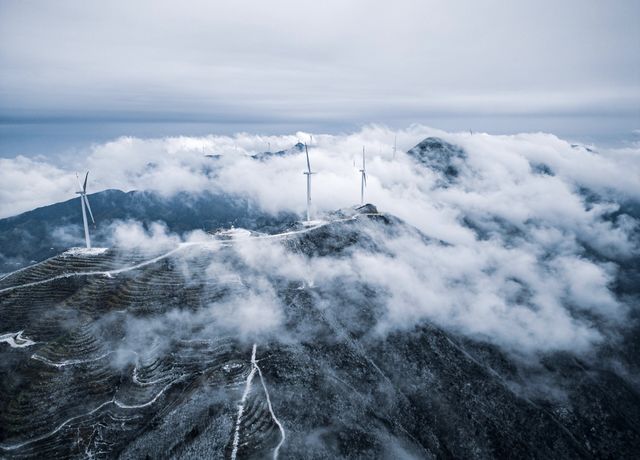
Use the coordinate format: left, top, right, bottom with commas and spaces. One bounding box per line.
110, 221, 180, 253
1, 125, 638, 356
0, 156, 76, 217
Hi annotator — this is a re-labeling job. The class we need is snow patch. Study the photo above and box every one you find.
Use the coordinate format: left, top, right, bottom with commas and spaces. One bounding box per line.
213, 227, 253, 240
0, 331, 36, 348
230, 344, 285, 460
63, 247, 109, 256
301, 219, 327, 227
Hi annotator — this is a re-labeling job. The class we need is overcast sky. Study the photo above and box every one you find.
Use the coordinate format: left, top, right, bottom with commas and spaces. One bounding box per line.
1, 0, 639, 155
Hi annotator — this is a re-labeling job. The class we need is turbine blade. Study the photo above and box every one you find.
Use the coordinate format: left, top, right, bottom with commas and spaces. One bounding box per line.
83, 171, 89, 193
83, 195, 95, 224
75, 172, 83, 192
364, 173, 367, 187
362, 146, 366, 170
305, 143, 311, 172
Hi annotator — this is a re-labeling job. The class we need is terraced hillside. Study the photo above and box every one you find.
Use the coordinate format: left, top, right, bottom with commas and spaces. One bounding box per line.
1, 206, 639, 459
0, 188, 296, 274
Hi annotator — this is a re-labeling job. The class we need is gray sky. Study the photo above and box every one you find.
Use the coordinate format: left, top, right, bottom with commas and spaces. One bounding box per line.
0, 0, 639, 154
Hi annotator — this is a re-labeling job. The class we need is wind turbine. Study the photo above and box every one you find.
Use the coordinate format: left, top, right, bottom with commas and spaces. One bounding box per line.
76, 171, 95, 248
359, 146, 367, 205
393, 134, 397, 160
303, 143, 315, 222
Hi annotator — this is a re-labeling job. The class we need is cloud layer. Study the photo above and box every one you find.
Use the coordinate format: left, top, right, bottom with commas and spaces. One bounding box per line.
5, 125, 635, 356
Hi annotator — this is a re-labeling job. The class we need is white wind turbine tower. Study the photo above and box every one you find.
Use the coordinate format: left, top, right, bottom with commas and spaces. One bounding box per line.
76, 171, 95, 248
303, 143, 315, 222
359, 146, 367, 205
393, 134, 397, 160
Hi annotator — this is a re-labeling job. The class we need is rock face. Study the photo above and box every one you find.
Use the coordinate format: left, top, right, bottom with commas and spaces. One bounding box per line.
407, 137, 467, 183
251, 142, 306, 161
1, 206, 639, 459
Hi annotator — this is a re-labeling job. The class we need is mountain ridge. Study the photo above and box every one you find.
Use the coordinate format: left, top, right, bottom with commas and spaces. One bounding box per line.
1, 204, 639, 458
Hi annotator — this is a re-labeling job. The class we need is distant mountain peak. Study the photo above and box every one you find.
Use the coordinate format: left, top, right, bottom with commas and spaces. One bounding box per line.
251, 142, 306, 161
407, 137, 467, 182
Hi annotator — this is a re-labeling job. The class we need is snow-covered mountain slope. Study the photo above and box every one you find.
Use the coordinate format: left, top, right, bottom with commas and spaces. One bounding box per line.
1, 204, 639, 459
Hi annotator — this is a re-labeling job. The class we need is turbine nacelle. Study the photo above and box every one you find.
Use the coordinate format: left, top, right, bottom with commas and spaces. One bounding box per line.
359, 169, 367, 185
